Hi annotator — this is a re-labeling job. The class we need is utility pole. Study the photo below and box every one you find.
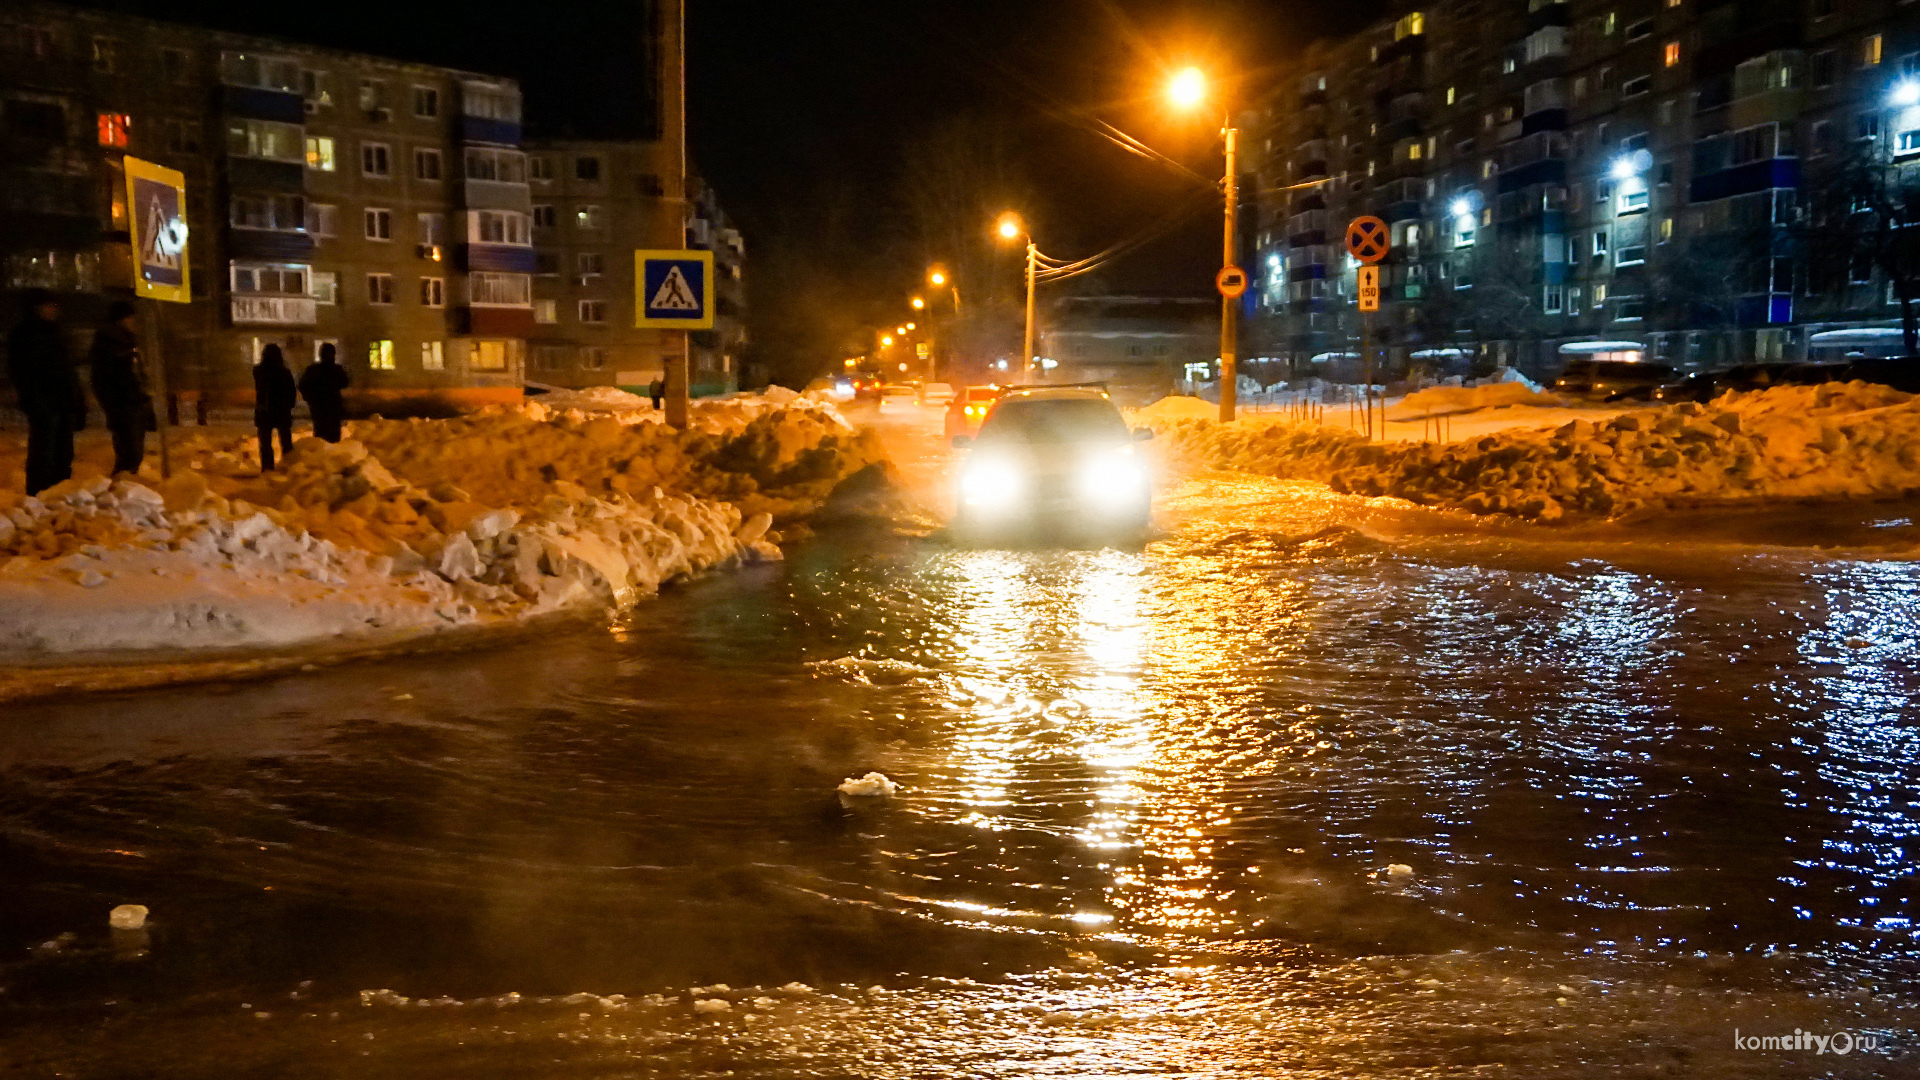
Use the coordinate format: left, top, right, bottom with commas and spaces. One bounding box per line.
663, 0, 691, 428
1219, 122, 1238, 423
1022, 240, 1037, 383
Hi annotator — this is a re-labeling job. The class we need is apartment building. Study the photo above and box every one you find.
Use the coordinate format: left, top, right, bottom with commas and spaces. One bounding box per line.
1249, 0, 1920, 379
1, 1, 527, 408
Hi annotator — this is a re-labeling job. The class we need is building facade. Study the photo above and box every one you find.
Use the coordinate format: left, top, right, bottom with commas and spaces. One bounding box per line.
0, 1, 541, 408
520, 141, 743, 397
1038, 296, 1216, 403
1249, 0, 1920, 380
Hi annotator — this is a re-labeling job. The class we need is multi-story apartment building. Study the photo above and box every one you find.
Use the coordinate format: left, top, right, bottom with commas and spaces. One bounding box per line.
2, 1, 528, 409
1249, 0, 1920, 380
521, 140, 744, 397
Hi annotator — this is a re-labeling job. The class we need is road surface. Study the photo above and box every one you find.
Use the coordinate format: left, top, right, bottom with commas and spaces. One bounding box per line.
1, 400, 1916, 1077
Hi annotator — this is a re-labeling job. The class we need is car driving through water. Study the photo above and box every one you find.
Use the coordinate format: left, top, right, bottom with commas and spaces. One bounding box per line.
950, 384, 1152, 545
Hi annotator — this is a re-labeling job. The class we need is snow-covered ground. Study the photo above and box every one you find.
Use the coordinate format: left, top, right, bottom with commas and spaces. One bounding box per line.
1142, 381, 1920, 522
0, 394, 880, 665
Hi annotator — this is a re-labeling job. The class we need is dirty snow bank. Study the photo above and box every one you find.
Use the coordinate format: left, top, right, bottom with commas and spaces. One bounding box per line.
0, 398, 882, 655
1148, 381, 1920, 522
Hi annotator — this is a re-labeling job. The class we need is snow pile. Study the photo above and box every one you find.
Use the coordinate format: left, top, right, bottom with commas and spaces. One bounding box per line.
1133, 396, 1220, 422
1394, 381, 1566, 416
1149, 381, 1920, 522
0, 400, 884, 655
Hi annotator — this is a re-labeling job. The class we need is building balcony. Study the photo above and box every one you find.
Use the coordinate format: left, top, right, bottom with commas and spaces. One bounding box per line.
230, 295, 316, 326
459, 115, 521, 147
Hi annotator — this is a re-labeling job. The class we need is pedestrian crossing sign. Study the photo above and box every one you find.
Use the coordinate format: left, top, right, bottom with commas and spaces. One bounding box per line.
635, 249, 714, 329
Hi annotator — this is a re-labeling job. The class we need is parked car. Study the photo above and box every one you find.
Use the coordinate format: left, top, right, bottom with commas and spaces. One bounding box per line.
1553, 359, 1676, 401
949, 385, 1152, 545
944, 384, 1003, 439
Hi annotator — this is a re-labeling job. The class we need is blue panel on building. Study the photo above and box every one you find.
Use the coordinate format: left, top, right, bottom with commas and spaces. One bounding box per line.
460, 116, 521, 147
1689, 158, 1799, 203
226, 230, 316, 261
221, 86, 305, 124
226, 157, 306, 192
1496, 158, 1566, 194
1521, 108, 1568, 135
462, 244, 538, 273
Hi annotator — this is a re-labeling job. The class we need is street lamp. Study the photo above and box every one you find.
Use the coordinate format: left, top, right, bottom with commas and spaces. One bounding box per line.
997, 212, 1037, 381
1171, 66, 1241, 422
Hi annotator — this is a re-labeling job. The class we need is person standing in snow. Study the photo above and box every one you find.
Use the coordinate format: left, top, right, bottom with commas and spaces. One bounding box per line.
298, 341, 350, 442
253, 343, 297, 472
88, 300, 154, 477
5, 289, 87, 496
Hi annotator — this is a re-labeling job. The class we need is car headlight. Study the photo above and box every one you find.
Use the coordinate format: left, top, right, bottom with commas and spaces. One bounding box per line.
960, 456, 1025, 509
1078, 447, 1146, 506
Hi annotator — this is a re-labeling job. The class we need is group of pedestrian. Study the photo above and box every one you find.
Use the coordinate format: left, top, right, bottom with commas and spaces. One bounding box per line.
5, 290, 352, 496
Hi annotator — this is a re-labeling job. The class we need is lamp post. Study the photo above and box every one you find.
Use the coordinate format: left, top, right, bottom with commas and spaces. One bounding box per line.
997, 214, 1037, 382
1171, 67, 1240, 422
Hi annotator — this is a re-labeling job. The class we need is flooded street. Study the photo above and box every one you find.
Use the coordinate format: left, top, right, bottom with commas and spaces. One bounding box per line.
2, 413, 1918, 1076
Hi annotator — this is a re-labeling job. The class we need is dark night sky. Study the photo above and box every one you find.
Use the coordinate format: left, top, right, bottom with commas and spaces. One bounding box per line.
75, 0, 1386, 374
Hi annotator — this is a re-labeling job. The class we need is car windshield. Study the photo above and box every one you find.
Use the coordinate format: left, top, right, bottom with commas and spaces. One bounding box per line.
977, 397, 1129, 444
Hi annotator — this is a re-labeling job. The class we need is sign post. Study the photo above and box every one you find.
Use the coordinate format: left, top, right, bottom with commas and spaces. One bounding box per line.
1344, 216, 1388, 441
635, 249, 714, 428
125, 156, 191, 478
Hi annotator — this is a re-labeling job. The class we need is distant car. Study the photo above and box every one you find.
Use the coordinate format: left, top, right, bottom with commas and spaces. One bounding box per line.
950, 385, 1152, 545
1553, 359, 1676, 401
944, 385, 1002, 439
1651, 372, 1716, 403
917, 381, 956, 407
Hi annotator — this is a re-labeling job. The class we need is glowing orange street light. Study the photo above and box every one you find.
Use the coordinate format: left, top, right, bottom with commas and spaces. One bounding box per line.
1171, 65, 1241, 423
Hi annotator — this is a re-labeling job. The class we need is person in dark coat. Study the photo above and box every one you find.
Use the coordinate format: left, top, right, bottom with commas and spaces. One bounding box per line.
88, 300, 153, 476
252, 343, 297, 472
297, 341, 350, 442
6, 289, 86, 495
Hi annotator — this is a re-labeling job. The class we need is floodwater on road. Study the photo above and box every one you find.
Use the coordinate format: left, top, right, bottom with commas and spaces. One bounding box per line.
2, 423, 1919, 1076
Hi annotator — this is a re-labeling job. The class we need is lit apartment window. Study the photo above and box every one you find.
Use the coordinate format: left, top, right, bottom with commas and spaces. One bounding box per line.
1665, 42, 1680, 67
579, 300, 608, 324
368, 339, 395, 369
534, 299, 558, 324
412, 86, 439, 117
421, 341, 444, 371
1864, 35, 1884, 68
362, 142, 391, 177
305, 135, 335, 171
96, 112, 129, 147
367, 273, 394, 304
472, 340, 510, 371
414, 147, 441, 181
575, 205, 603, 230
420, 276, 444, 307
364, 208, 392, 240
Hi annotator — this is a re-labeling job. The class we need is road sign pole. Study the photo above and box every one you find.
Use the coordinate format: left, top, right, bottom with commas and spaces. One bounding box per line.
1219, 123, 1238, 424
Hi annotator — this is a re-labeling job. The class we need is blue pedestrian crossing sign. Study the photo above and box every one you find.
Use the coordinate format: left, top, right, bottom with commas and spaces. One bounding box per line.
635, 249, 715, 329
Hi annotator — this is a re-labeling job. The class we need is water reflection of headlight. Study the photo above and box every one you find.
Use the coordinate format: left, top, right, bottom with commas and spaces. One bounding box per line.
1079, 448, 1146, 505
960, 457, 1025, 508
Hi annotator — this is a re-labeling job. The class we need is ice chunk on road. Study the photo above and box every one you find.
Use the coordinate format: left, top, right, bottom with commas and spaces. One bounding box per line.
837, 771, 899, 798
109, 904, 148, 930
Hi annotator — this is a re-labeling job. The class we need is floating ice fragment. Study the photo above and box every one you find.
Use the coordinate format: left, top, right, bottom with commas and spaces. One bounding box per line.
837, 772, 898, 798
109, 904, 148, 930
